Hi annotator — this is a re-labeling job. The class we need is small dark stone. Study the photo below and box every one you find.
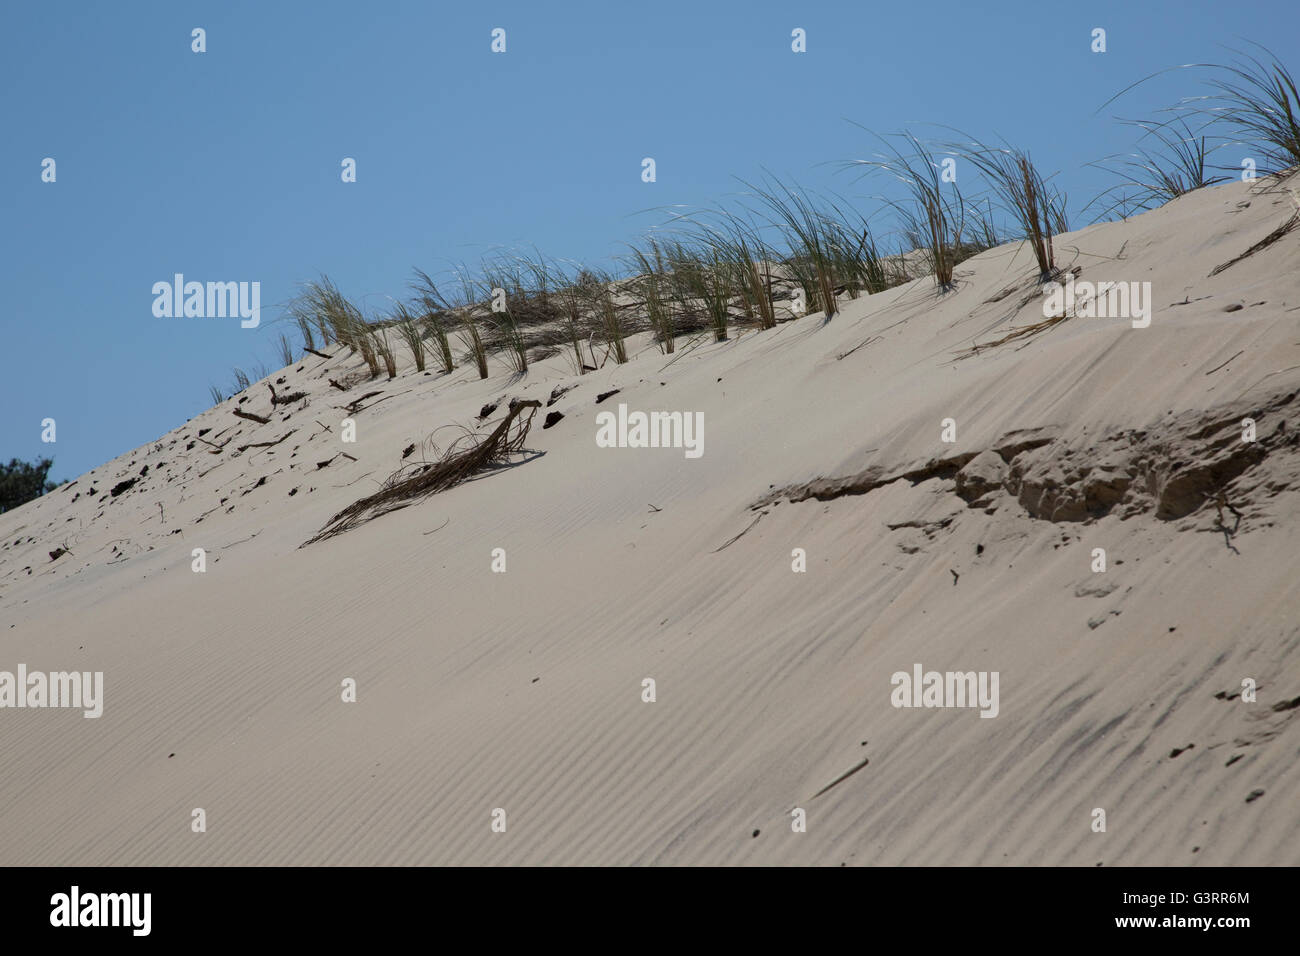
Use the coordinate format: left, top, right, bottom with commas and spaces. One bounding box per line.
1245, 789, 1265, 803
595, 389, 620, 404
109, 478, 137, 497
751, 829, 760, 838
543, 411, 565, 429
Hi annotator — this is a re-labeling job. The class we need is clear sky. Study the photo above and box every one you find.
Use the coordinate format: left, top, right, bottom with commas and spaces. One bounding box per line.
3, 0, 1296, 482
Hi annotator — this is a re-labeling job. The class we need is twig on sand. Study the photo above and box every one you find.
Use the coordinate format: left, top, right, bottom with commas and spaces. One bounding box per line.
1205, 350, 1245, 376
315, 452, 358, 469
338, 392, 393, 415
332, 471, 374, 488
811, 755, 871, 799
838, 334, 882, 360
422, 517, 451, 535
712, 511, 765, 553
1209, 490, 1244, 554
218, 530, 261, 550
233, 409, 271, 425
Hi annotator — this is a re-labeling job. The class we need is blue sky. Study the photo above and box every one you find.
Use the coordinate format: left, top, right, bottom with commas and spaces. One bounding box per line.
3, 0, 1296, 482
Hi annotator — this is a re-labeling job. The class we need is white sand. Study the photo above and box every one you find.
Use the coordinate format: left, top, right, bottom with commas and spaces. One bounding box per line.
2, 176, 1298, 865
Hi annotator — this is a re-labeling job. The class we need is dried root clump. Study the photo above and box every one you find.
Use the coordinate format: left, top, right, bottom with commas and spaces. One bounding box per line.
301, 399, 541, 546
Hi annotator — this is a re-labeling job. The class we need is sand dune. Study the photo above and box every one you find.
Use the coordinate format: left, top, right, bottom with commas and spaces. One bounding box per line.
2, 175, 1298, 865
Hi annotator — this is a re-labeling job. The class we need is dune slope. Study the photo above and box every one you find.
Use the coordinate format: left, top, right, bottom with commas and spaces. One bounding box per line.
2, 176, 1299, 865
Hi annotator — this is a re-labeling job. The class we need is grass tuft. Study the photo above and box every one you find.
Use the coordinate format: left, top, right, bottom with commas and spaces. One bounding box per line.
1085, 117, 1227, 220
949, 135, 1067, 280
392, 302, 427, 373
846, 131, 968, 290
1204, 45, 1300, 175
743, 175, 841, 317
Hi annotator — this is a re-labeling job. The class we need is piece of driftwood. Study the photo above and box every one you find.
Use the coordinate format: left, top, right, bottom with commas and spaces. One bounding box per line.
301, 399, 542, 546
196, 436, 231, 454
237, 429, 296, 453
233, 409, 271, 424
340, 391, 386, 414
314, 452, 358, 469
